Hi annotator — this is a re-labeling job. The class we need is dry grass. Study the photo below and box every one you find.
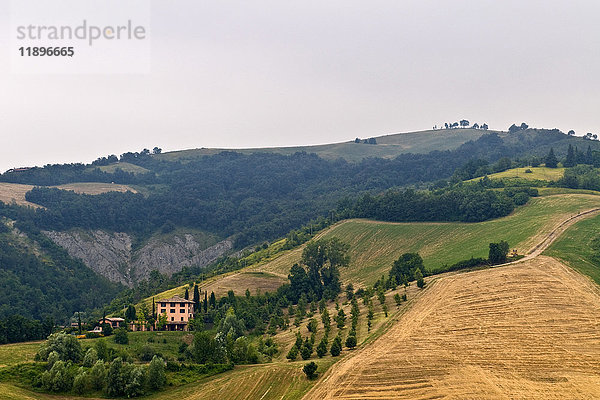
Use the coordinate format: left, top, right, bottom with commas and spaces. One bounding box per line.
0, 182, 137, 208
139, 271, 287, 309
55, 182, 137, 195
306, 256, 600, 399
0, 183, 37, 207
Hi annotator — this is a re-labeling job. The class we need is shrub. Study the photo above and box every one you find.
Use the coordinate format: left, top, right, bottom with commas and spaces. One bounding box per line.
94, 339, 108, 361
330, 336, 342, 357
37, 333, 83, 363
83, 347, 98, 367
89, 360, 106, 391
46, 351, 60, 370
124, 365, 146, 397
345, 334, 357, 349
113, 328, 129, 345
147, 356, 166, 390
139, 345, 156, 362
105, 357, 125, 397
102, 323, 113, 337
286, 345, 298, 361
303, 362, 318, 379
41, 360, 73, 392
72, 369, 90, 394
316, 337, 328, 358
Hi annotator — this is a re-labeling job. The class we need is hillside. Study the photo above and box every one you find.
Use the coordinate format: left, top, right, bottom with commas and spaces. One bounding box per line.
0, 182, 137, 208
545, 212, 600, 285
467, 166, 565, 182
157, 128, 494, 162
306, 256, 600, 399
254, 193, 600, 286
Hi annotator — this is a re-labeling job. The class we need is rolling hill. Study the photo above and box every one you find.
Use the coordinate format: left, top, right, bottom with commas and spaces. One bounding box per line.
157, 128, 495, 162
254, 193, 600, 286
305, 256, 600, 399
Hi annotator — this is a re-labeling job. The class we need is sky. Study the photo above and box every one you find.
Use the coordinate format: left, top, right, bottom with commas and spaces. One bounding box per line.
1, 0, 600, 172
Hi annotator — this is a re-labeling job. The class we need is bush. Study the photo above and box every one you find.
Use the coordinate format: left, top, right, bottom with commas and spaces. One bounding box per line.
37, 333, 83, 363
286, 345, 298, 361
330, 336, 342, 357
41, 360, 73, 392
113, 328, 128, 345
147, 356, 166, 390
345, 334, 357, 349
139, 345, 156, 362
124, 365, 146, 398
72, 369, 90, 394
303, 362, 318, 379
85, 332, 100, 339
105, 357, 125, 397
46, 351, 60, 370
89, 360, 106, 391
102, 323, 113, 337
316, 337, 328, 358
83, 347, 98, 367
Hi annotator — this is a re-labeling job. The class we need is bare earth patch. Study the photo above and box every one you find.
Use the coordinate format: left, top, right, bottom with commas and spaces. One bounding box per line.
305, 256, 600, 399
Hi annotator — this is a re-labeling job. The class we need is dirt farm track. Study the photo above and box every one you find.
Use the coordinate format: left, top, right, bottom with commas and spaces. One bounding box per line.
305, 255, 600, 399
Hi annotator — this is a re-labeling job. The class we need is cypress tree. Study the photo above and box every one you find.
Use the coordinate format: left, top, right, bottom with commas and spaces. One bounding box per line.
204, 291, 208, 313
210, 292, 216, 309
184, 288, 189, 300
564, 144, 576, 167
545, 147, 558, 168
193, 285, 200, 314
587, 146, 593, 164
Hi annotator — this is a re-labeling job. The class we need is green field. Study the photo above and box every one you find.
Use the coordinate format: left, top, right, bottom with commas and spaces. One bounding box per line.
0, 342, 41, 368
468, 166, 565, 182
158, 129, 494, 162
545, 212, 600, 285
257, 194, 600, 286
94, 162, 150, 174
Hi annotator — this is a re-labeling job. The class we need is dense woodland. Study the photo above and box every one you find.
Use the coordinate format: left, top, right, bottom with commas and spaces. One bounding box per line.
3, 128, 592, 249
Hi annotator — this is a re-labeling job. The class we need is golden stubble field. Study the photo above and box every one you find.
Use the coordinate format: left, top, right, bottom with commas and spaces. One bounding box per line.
0, 182, 137, 208
305, 256, 600, 399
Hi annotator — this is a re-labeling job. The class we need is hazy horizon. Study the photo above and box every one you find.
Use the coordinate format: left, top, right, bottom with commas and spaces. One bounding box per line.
2, 0, 600, 172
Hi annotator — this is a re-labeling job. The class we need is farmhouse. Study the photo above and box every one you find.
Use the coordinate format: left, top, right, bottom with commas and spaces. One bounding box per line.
98, 317, 125, 328
157, 295, 195, 331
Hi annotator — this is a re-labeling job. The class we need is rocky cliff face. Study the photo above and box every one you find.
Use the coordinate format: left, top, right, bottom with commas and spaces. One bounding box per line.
44, 230, 233, 286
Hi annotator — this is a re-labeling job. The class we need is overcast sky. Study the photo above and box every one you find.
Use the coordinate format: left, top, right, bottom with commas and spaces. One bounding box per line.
1, 0, 600, 172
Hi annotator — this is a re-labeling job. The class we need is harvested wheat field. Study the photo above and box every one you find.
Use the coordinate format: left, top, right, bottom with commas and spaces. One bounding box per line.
305, 256, 600, 400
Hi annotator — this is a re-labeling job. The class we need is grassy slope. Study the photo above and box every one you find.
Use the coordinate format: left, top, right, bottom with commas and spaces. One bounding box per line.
256, 194, 600, 286
0, 342, 40, 368
93, 162, 149, 174
467, 166, 565, 182
157, 129, 494, 162
545, 212, 600, 285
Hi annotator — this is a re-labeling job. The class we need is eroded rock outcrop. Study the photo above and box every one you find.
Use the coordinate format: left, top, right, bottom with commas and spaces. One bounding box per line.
44, 230, 232, 286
